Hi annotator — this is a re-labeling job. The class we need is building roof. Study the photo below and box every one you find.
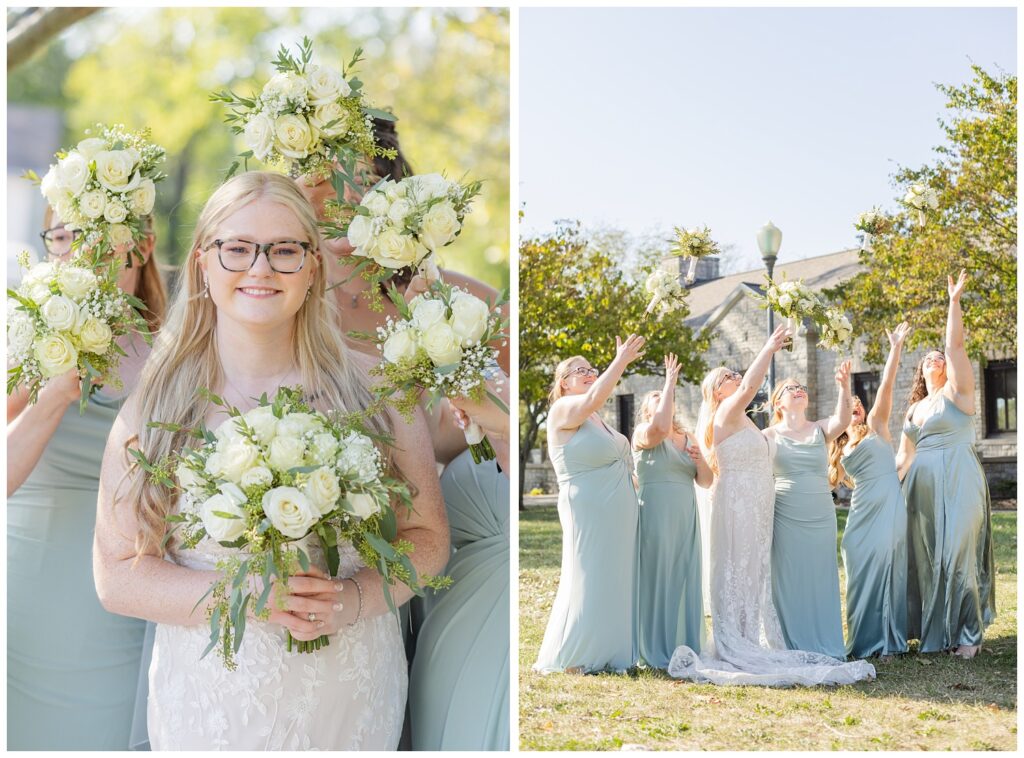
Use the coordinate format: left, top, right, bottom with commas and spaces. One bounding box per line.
685, 248, 862, 328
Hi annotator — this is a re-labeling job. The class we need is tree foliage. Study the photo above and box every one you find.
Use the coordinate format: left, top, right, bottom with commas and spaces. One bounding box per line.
828, 65, 1016, 364
519, 221, 709, 503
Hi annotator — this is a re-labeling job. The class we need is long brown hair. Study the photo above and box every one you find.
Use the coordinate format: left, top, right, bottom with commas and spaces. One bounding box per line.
827, 423, 870, 488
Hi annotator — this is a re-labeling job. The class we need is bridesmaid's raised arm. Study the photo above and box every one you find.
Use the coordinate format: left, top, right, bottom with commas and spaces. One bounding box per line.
944, 270, 975, 413
633, 353, 680, 451
820, 360, 853, 443
867, 322, 911, 440
7, 370, 81, 496
550, 334, 645, 431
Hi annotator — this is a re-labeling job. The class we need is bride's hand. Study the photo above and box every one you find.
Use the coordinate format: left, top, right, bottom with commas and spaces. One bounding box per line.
279, 568, 357, 640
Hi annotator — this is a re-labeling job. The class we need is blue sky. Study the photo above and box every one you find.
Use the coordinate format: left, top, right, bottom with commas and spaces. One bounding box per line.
520, 6, 1016, 273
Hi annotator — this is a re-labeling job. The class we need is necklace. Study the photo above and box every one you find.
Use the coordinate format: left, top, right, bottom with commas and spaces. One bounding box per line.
219, 363, 297, 411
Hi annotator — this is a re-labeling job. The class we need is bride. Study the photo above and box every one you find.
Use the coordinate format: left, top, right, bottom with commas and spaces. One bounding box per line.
667, 326, 875, 686
93, 172, 450, 749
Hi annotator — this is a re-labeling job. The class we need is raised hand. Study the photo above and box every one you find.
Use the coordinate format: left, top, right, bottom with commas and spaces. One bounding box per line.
615, 334, 646, 364
664, 352, 680, 382
834, 359, 852, 389
766, 324, 792, 353
886, 321, 912, 349
947, 269, 968, 302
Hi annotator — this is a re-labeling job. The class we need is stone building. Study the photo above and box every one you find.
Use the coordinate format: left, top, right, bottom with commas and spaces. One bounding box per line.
524, 249, 1016, 495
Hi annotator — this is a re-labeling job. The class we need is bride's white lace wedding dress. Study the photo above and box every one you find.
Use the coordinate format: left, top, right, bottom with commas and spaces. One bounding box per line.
667, 427, 875, 686
147, 500, 406, 750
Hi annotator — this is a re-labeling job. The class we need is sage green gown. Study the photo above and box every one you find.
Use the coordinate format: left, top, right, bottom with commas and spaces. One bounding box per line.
770, 428, 846, 659
634, 439, 704, 668
408, 450, 509, 750
7, 392, 146, 750
534, 417, 639, 673
903, 395, 995, 651
840, 434, 908, 658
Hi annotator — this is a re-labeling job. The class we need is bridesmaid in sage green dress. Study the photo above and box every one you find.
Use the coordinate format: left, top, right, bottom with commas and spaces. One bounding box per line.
829, 322, 912, 659
7, 214, 166, 750
896, 271, 995, 658
764, 360, 853, 660
409, 376, 509, 750
534, 334, 646, 674
632, 353, 712, 669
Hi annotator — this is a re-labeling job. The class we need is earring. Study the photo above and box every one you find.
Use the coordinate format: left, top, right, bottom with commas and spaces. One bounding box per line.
202, 276, 210, 299
305, 287, 312, 301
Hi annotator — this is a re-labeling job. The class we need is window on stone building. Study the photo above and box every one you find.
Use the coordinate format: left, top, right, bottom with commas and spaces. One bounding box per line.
984, 361, 1016, 435
617, 394, 635, 440
853, 371, 881, 411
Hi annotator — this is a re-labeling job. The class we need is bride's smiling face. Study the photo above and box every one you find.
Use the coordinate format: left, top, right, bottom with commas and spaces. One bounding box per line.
713, 369, 741, 401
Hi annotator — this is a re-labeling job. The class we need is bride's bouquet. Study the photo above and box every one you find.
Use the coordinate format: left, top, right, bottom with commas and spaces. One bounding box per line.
322, 173, 482, 309
817, 305, 854, 353
139, 387, 450, 670
643, 269, 686, 320
669, 225, 720, 284
29, 124, 166, 263
7, 251, 152, 409
366, 280, 507, 463
756, 275, 821, 352
901, 182, 939, 227
211, 37, 396, 184
853, 207, 890, 251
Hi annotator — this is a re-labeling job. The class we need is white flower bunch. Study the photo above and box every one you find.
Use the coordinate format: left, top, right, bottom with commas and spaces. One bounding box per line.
853, 207, 889, 251
213, 37, 394, 181
643, 269, 686, 320
371, 280, 507, 462
149, 387, 447, 668
669, 225, 721, 284
762, 277, 820, 320
902, 183, 939, 227
34, 124, 165, 259
818, 307, 854, 352
7, 252, 150, 408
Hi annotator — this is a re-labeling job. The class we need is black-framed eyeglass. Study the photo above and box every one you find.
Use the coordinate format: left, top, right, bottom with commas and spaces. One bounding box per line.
40, 226, 82, 257
208, 238, 312, 274
568, 366, 599, 378
782, 384, 809, 395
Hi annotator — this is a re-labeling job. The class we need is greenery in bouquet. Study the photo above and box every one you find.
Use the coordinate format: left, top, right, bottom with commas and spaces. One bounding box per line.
133, 387, 450, 670
817, 305, 854, 353
322, 172, 482, 310
901, 182, 940, 226
212, 36, 396, 186
853, 207, 891, 251
7, 251, 152, 410
669, 225, 721, 283
363, 280, 508, 462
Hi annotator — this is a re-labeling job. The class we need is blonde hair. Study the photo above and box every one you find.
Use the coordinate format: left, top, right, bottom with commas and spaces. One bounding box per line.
695, 367, 732, 474
123, 171, 390, 557
548, 355, 587, 404
769, 377, 804, 426
636, 390, 686, 436
43, 206, 166, 330
828, 397, 869, 488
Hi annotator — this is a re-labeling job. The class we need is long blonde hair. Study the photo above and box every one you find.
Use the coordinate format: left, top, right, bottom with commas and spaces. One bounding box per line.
123, 172, 390, 557
548, 355, 586, 404
769, 377, 804, 426
636, 390, 686, 436
695, 367, 731, 474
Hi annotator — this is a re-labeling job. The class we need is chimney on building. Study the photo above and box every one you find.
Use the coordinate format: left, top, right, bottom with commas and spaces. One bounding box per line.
661, 255, 721, 284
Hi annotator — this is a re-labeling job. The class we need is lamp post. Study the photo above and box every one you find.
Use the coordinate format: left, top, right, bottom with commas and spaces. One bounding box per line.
757, 221, 783, 392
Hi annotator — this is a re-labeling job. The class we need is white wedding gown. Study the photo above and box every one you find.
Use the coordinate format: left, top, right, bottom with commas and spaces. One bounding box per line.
147, 499, 406, 750
667, 427, 875, 686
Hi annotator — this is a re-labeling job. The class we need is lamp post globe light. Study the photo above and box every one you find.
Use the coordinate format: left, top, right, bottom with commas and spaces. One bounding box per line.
757, 221, 783, 405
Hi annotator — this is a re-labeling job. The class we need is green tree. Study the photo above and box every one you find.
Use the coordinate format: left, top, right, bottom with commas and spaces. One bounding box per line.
519, 222, 709, 505
828, 65, 1016, 363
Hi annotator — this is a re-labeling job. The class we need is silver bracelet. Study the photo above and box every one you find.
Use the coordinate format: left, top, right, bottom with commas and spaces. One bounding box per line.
347, 576, 363, 626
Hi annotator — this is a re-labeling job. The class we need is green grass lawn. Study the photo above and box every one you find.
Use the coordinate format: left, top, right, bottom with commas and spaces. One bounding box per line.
519, 507, 1017, 751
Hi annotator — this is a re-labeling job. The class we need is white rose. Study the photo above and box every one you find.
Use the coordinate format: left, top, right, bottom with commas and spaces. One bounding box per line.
34, 333, 78, 377
244, 112, 276, 161
344, 492, 380, 519
56, 153, 89, 196
218, 437, 261, 483
309, 101, 350, 138
418, 202, 460, 251
374, 229, 425, 269
78, 189, 107, 220
273, 114, 316, 159
241, 405, 278, 445
305, 63, 351, 104
40, 165, 65, 207
346, 214, 373, 251
205, 451, 225, 479
450, 291, 490, 345
268, 436, 307, 472
131, 178, 156, 216
7, 311, 36, 355
277, 412, 323, 439
410, 296, 447, 331
336, 432, 380, 482
109, 224, 133, 248
263, 71, 307, 102
240, 465, 274, 490
56, 266, 97, 301
382, 329, 419, 364
261, 486, 317, 539
363, 191, 390, 218
176, 462, 208, 495
40, 295, 78, 331
412, 173, 450, 201
309, 433, 339, 464
76, 137, 106, 160
93, 150, 141, 193
777, 293, 793, 311
420, 321, 463, 366
103, 199, 128, 224
77, 317, 113, 354
23, 280, 53, 305
382, 180, 406, 201
201, 491, 248, 543
386, 198, 413, 226
303, 467, 341, 516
